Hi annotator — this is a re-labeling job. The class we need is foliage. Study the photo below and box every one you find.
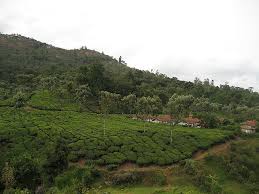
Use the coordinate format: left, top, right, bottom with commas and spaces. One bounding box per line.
28, 90, 79, 111
99, 91, 121, 114
54, 166, 99, 190
181, 159, 223, 194
109, 171, 141, 185
195, 113, 219, 128
13, 91, 27, 108
1, 162, 15, 190
3, 188, 31, 194
211, 139, 259, 193
121, 94, 137, 114
0, 107, 234, 170
11, 154, 40, 190
167, 94, 194, 119
136, 96, 162, 115
43, 138, 69, 183
75, 84, 92, 108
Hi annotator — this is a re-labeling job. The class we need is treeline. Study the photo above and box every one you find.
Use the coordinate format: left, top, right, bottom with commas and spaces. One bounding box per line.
1, 33, 259, 122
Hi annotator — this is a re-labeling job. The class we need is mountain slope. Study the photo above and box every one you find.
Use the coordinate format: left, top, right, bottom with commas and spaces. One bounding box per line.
1, 33, 259, 109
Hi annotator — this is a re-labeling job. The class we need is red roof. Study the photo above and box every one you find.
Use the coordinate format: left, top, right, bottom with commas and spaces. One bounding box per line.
184, 116, 200, 124
245, 120, 257, 127
156, 115, 173, 122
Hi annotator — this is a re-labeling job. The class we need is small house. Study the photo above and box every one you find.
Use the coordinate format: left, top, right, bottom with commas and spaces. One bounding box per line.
155, 115, 174, 124
134, 114, 174, 124
240, 120, 257, 134
183, 116, 201, 128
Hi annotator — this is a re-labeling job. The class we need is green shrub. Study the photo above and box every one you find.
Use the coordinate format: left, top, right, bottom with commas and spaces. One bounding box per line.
11, 154, 41, 191
109, 171, 141, 185
54, 166, 99, 190
147, 171, 166, 186
3, 188, 31, 194
182, 159, 200, 175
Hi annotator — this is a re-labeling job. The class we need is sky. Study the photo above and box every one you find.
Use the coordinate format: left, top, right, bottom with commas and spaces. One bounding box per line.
1, 0, 259, 90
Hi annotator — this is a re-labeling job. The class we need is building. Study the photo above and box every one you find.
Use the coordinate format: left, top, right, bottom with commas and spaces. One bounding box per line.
134, 114, 174, 124
182, 116, 201, 128
240, 120, 257, 134
155, 115, 174, 124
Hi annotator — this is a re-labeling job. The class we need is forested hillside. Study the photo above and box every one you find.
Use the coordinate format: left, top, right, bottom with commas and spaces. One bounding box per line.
0, 33, 259, 194
1, 33, 259, 124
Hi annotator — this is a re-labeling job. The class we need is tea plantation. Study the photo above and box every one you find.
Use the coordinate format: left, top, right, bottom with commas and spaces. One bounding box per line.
0, 106, 235, 168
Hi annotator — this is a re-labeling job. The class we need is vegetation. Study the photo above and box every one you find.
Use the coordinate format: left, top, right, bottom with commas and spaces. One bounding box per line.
1, 33, 259, 123
205, 138, 259, 193
0, 33, 258, 193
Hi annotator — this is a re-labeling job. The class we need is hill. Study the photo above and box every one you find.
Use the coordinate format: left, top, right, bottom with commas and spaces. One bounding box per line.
1, 33, 259, 110
0, 33, 259, 193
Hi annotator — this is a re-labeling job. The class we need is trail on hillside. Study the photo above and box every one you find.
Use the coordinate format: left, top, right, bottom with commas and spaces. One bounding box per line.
193, 141, 231, 160
193, 138, 241, 161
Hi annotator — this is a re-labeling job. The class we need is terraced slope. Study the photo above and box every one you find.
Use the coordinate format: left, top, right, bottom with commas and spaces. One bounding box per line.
0, 107, 235, 168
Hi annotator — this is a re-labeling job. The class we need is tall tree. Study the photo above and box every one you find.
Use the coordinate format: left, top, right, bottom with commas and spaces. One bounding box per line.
167, 94, 194, 120
121, 94, 137, 114
77, 64, 109, 94
99, 91, 121, 135
43, 138, 69, 183
75, 84, 92, 109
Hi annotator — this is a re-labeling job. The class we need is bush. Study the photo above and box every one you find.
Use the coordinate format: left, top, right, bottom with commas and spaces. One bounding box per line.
109, 171, 141, 185
43, 139, 69, 183
146, 171, 166, 186
54, 166, 99, 190
11, 154, 41, 191
182, 159, 223, 194
182, 159, 200, 176
3, 188, 31, 194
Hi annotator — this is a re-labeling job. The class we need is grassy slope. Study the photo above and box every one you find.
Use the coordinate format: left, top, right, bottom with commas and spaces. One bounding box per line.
0, 106, 234, 168
202, 138, 259, 194
28, 90, 80, 111
92, 138, 259, 194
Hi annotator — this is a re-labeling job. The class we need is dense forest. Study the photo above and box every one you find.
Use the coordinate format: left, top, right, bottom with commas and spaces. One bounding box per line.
1, 33, 259, 123
0, 33, 258, 194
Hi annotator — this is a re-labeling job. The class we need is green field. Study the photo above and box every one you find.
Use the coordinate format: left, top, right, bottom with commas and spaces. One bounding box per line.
28, 90, 80, 111
0, 106, 235, 168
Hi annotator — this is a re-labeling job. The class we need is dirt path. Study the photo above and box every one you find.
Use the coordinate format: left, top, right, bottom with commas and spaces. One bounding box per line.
193, 137, 242, 160
193, 141, 231, 160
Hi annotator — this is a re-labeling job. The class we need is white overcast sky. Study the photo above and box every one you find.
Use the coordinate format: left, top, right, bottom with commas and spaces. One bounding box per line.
1, 0, 259, 90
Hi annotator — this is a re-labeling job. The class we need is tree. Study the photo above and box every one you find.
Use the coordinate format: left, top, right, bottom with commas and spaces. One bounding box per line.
13, 91, 27, 108
167, 94, 195, 120
121, 94, 137, 114
43, 138, 69, 183
135, 96, 162, 116
196, 113, 218, 128
118, 56, 126, 65
191, 97, 212, 113
40, 76, 58, 91
150, 95, 162, 115
75, 84, 92, 108
77, 64, 109, 94
99, 91, 121, 135
1, 162, 15, 190
136, 97, 151, 115
12, 154, 41, 190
